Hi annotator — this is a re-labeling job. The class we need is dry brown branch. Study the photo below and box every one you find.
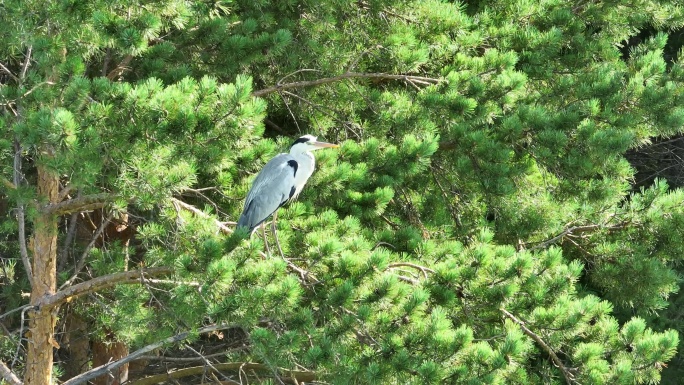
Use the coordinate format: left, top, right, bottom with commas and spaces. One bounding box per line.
252, 72, 441, 97
501, 308, 577, 384
0, 360, 22, 385
40, 267, 174, 309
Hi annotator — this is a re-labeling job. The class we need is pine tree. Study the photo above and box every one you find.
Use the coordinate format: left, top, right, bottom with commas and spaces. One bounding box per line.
1, 1, 684, 385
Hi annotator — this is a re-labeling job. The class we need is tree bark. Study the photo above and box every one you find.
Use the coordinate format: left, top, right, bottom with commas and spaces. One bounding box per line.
25, 162, 60, 385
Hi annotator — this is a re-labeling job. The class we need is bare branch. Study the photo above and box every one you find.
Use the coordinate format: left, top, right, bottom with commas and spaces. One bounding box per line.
44, 193, 114, 216
528, 222, 627, 251
41, 267, 174, 309
134, 349, 247, 362
387, 262, 435, 280
0, 62, 19, 83
171, 197, 233, 235
128, 362, 316, 385
252, 72, 441, 97
58, 215, 112, 290
0, 360, 22, 385
13, 140, 33, 287
501, 308, 577, 384
19, 46, 32, 81
0, 305, 33, 321
183, 343, 233, 382
61, 323, 245, 385
57, 211, 80, 272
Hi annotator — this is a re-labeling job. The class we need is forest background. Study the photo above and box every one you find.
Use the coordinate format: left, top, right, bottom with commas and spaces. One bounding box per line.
2, 0, 684, 384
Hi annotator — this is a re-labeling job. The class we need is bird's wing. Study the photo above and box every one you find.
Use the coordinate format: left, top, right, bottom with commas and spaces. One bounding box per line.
238, 153, 297, 231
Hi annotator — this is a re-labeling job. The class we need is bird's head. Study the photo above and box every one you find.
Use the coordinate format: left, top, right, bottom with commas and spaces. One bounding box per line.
289, 134, 339, 154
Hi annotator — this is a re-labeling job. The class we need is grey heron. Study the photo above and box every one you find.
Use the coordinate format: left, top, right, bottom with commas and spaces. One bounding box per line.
237, 134, 339, 255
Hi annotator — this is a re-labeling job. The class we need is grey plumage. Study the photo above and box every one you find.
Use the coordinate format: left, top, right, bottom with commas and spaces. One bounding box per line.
237, 154, 298, 232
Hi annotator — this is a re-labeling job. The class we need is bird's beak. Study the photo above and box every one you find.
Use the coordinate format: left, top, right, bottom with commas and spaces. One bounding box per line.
312, 141, 339, 149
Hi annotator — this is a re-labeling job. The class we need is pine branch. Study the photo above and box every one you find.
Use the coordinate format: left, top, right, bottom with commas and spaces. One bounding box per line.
40, 267, 174, 309
251, 72, 441, 97
0, 360, 22, 385
61, 323, 252, 385
44, 193, 114, 216
128, 362, 316, 385
501, 308, 577, 385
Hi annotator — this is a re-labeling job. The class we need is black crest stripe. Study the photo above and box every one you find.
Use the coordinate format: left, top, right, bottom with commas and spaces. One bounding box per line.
287, 159, 298, 177
290, 136, 312, 147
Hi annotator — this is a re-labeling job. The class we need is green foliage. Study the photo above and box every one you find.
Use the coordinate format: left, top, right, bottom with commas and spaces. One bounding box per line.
2, 0, 684, 384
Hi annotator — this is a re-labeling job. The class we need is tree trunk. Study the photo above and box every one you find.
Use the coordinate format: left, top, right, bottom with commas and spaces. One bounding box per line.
25, 162, 59, 385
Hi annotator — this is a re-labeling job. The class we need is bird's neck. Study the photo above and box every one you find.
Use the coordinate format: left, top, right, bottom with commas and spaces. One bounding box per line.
291, 151, 315, 173
290, 151, 315, 198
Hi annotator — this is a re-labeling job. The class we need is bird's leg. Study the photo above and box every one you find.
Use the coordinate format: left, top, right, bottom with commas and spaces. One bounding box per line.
261, 222, 271, 257
272, 211, 285, 259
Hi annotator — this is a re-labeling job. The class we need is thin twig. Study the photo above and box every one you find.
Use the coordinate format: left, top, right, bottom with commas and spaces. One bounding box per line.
276, 69, 323, 85
58, 211, 80, 272
59, 215, 112, 290
0, 305, 33, 321
277, 90, 302, 133
10, 306, 31, 369
501, 308, 576, 384
183, 344, 233, 382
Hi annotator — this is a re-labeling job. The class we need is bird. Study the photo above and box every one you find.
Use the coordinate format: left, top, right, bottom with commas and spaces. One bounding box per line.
237, 134, 339, 255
